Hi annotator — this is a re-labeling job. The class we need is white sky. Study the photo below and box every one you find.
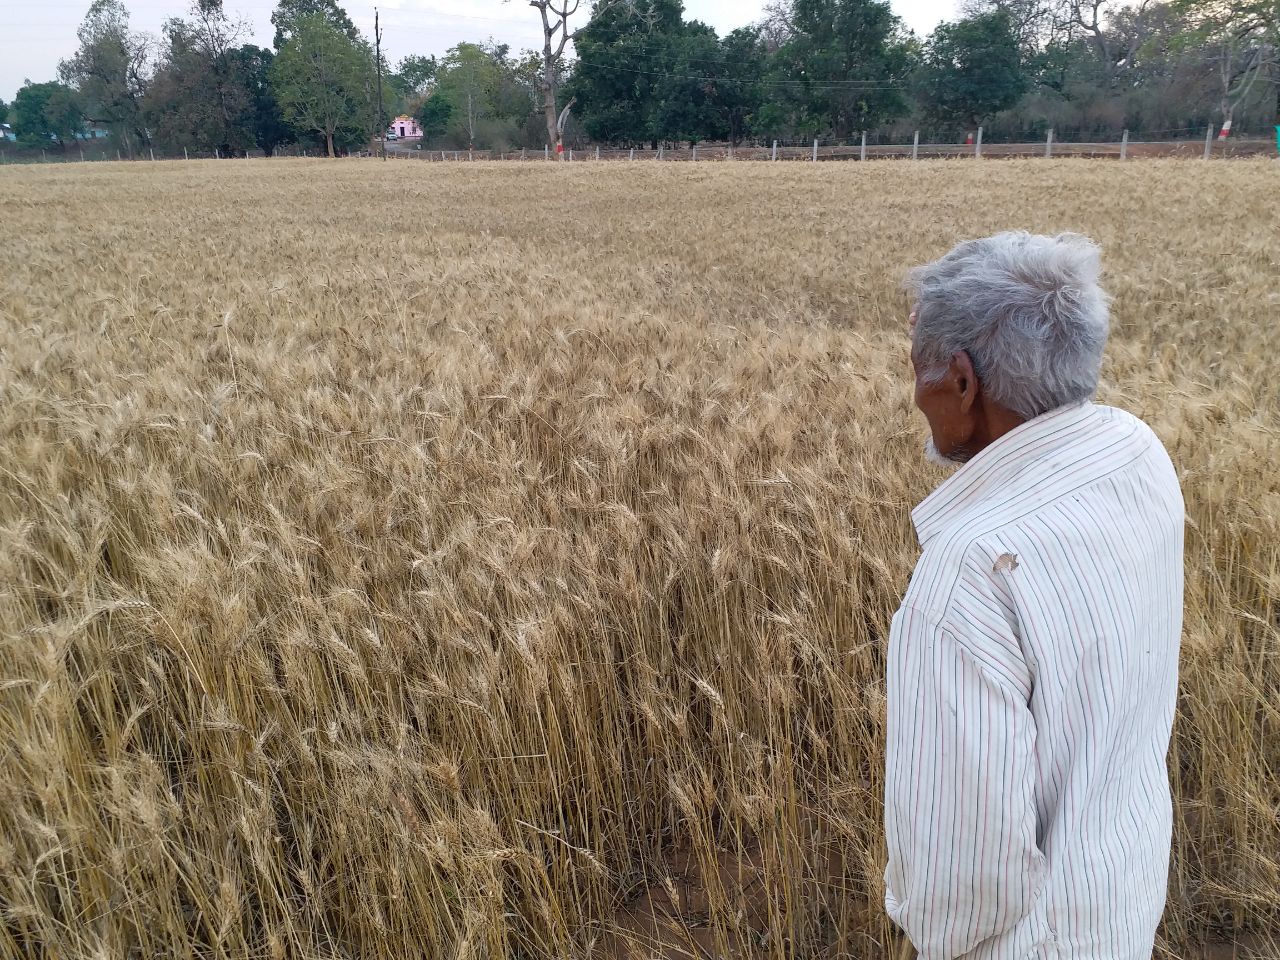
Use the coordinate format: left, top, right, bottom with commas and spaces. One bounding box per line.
2, 0, 957, 104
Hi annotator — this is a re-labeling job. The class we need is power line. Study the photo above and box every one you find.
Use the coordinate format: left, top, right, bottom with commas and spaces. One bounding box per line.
569, 57, 910, 90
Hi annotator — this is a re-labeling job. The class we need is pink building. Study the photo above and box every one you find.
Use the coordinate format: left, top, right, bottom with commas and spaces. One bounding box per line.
388, 115, 422, 139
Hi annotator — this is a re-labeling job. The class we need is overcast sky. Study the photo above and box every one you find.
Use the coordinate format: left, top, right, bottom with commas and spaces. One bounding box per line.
2, 0, 958, 104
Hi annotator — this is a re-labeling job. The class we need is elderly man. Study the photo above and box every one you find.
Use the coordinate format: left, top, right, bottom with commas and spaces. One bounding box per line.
885, 232, 1184, 960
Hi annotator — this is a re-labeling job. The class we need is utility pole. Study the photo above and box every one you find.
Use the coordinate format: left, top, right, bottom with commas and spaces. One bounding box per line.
375, 8, 386, 161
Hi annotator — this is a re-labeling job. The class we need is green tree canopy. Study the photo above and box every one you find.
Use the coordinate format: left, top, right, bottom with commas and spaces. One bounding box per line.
917, 10, 1028, 130
270, 0, 359, 49
12, 81, 85, 148
710, 27, 769, 146
1172, 0, 1278, 127
771, 0, 913, 136
571, 0, 691, 147
414, 43, 537, 150
395, 55, 438, 98
653, 22, 726, 145
147, 0, 257, 156
230, 45, 293, 155
416, 93, 453, 141
59, 0, 151, 155
270, 13, 372, 156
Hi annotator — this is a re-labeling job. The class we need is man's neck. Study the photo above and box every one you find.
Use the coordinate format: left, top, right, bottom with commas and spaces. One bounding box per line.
963, 399, 1027, 460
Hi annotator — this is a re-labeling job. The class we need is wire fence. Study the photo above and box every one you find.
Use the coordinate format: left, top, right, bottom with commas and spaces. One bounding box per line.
388, 135, 1276, 163
3, 125, 1277, 165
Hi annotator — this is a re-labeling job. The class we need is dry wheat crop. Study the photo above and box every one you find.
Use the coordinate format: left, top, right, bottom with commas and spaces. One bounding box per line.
0, 158, 1277, 960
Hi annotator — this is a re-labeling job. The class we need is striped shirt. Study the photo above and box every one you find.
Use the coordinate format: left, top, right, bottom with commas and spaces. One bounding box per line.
884, 402, 1184, 959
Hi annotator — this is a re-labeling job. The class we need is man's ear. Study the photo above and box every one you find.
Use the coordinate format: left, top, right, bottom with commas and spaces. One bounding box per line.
952, 351, 979, 414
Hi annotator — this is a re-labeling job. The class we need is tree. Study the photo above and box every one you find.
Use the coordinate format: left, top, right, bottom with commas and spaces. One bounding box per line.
771, 0, 913, 137
524, 1, 641, 159
147, 0, 257, 155
571, 0, 687, 147
59, 0, 152, 156
652, 22, 726, 145
270, 0, 358, 49
713, 27, 769, 147
12, 81, 85, 148
1174, 0, 1277, 133
0, 100, 8, 126
757, 0, 797, 52
396, 54, 438, 96
391, 54, 439, 113
961, 0, 1061, 56
418, 42, 536, 150
230, 45, 293, 155
1059, 0, 1165, 87
416, 93, 454, 141
527, 0, 580, 157
270, 13, 369, 156
917, 10, 1028, 130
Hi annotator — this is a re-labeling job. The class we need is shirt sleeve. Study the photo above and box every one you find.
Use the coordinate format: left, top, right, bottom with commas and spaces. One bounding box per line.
884, 604, 1046, 959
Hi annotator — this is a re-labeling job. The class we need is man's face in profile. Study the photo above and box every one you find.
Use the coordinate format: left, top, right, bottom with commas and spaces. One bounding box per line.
909, 305, 964, 468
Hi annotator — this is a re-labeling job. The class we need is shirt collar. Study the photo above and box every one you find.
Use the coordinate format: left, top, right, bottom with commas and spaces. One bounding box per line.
911, 401, 1099, 547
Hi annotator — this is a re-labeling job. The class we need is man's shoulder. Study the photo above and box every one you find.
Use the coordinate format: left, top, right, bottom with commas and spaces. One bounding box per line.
903, 526, 1022, 622
906, 405, 1182, 618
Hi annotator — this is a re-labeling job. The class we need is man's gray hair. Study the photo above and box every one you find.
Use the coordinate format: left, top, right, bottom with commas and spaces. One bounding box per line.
906, 231, 1110, 421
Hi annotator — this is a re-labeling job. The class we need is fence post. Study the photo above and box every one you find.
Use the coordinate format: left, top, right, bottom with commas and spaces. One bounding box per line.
658, 145, 664, 160
860, 130, 867, 161
1045, 128, 1053, 158
812, 138, 818, 162
1203, 125, 1213, 160
42, 149, 47, 162
975, 126, 983, 158
545, 144, 549, 159
117, 150, 121, 161
629, 147, 635, 161
595, 145, 600, 160
469, 148, 473, 161
184, 147, 189, 161
692, 144, 697, 161
1120, 129, 1129, 161
912, 130, 919, 160
150, 147, 155, 161
771, 139, 778, 161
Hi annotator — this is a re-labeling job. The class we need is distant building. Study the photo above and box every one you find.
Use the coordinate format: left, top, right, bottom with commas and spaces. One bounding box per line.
387, 115, 422, 139
75, 123, 110, 140
1, 123, 14, 142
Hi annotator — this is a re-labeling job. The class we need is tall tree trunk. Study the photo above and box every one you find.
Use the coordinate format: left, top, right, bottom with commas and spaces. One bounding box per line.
532, 0, 580, 162
542, 75, 559, 156
326, 129, 334, 157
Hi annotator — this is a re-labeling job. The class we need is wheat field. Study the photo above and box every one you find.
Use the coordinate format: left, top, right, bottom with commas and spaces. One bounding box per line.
1, 158, 1277, 959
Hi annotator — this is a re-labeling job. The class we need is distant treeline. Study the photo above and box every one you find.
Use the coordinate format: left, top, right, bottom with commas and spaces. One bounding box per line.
4, 0, 1276, 158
